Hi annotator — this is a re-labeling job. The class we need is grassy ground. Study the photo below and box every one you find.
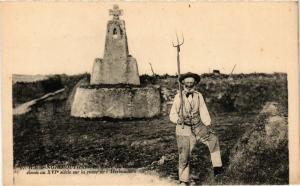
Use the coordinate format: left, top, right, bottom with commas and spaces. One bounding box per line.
13, 73, 288, 184
13, 96, 257, 184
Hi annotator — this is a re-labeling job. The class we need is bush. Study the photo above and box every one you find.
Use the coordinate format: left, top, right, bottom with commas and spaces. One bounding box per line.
222, 107, 288, 184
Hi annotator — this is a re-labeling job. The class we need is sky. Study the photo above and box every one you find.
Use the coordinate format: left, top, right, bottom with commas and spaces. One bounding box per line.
1, 2, 298, 75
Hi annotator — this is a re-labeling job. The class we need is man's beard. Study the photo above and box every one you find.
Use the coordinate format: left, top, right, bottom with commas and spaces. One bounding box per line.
184, 86, 194, 92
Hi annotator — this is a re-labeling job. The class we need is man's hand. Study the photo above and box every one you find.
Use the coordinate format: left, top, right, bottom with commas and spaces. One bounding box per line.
177, 117, 184, 125
177, 116, 192, 126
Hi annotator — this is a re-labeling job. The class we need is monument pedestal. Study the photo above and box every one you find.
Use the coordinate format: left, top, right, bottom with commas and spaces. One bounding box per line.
71, 86, 161, 118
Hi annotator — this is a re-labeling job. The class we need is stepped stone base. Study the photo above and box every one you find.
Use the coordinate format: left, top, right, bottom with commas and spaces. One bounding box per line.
71, 86, 161, 118
91, 56, 140, 85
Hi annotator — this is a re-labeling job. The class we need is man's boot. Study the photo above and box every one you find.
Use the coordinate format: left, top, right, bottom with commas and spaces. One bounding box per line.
178, 181, 190, 186
213, 167, 224, 176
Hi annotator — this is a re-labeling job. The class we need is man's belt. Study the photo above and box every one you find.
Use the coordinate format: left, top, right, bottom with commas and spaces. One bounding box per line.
182, 115, 201, 126
181, 121, 202, 128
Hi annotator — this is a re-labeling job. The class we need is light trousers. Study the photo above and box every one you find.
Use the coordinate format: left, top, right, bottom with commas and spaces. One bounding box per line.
176, 124, 222, 182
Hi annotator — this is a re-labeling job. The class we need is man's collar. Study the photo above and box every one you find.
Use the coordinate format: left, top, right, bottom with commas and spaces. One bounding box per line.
183, 88, 195, 97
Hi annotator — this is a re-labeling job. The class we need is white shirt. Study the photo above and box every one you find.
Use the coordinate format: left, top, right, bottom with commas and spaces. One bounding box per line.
169, 90, 211, 136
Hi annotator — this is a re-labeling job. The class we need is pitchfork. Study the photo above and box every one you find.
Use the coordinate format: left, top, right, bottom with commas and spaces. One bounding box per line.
172, 33, 185, 129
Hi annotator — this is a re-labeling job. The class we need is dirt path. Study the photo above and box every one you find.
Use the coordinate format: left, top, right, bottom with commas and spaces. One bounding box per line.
13, 88, 65, 115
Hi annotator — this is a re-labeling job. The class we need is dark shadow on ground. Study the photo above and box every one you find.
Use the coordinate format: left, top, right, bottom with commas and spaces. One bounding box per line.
13, 97, 257, 185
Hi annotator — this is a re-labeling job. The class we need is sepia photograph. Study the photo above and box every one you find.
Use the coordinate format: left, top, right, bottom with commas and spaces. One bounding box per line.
1, 2, 299, 185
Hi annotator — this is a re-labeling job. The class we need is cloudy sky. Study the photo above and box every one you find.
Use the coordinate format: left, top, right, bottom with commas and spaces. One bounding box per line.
1, 2, 298, 75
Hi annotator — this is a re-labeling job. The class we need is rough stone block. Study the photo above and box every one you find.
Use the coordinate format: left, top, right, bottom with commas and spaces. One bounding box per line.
71, 86, 161, 118
90, 56, 140, 85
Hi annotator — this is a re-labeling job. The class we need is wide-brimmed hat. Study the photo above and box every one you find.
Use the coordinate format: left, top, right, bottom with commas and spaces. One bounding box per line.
179, 72, 201, 84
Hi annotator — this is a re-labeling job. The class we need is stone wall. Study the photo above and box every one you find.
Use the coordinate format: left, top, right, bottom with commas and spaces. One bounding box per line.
155, 73, 287, 114
71, 86, 160, 118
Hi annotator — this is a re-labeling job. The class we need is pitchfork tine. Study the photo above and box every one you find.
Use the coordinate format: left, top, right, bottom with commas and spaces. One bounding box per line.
181, 33, 184, 45
172, 32, 184, 47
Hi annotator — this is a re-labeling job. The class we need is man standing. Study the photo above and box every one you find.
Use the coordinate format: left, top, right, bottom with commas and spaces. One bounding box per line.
169, 72, 223, 185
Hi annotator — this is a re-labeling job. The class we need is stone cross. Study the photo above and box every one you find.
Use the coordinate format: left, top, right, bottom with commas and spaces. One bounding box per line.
109, 5, 123, 20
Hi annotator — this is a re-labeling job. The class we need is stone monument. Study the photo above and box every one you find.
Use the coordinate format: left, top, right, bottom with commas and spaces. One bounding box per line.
71, 5, 161, 118
91, 5, 140, 85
